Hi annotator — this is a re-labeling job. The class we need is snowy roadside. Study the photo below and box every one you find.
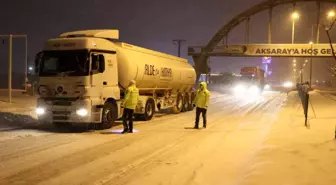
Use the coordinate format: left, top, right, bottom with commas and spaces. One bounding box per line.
240, 91, 336, 185
0, 95, 36, 116
0, 95, 37, 134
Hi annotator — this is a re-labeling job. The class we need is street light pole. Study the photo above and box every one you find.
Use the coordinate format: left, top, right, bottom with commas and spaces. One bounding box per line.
24, 37, 28, 92
268, 7, 273, 44
292, 20, 295, 44
316, 2, 321, 44
0, 34, 28, 103
8, 35, 12, 103
310, 44, 313, 88
291, 4, 297, 44
300, 63, 303, 84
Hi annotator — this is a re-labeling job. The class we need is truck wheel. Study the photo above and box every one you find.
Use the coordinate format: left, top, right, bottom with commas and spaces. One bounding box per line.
173, 94, 183, 113
188, 92, 196, 111
101, 102, 117, 129
182, 94, 190, 112
143, 99, 155, 121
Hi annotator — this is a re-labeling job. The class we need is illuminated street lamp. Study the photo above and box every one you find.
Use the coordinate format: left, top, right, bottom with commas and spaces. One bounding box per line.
292, 12, 300, 20
328, 10, 335, 19
291, 12, 299, 44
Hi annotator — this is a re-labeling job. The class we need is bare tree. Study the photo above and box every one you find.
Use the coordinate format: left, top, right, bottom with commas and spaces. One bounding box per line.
325, 19, 336, 61
325, 59, 336, 76
323, 18, 336, 77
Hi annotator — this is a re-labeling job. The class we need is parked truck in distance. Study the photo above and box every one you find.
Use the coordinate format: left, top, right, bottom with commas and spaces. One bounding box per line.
34, 30, 196, 129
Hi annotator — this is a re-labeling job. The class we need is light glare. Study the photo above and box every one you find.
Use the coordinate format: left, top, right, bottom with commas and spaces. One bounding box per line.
36, 107, 45, 115
292, 12, 299, 20
76, 108, 88, 116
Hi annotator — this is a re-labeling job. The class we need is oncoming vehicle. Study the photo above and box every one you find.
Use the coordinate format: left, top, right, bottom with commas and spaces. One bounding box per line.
232, 66, 265, 98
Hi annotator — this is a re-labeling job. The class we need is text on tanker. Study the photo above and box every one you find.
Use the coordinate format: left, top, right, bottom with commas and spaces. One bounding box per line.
144, 64, 172, 77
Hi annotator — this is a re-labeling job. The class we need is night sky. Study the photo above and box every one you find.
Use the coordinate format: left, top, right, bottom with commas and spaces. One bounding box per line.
1, 0, 336, 83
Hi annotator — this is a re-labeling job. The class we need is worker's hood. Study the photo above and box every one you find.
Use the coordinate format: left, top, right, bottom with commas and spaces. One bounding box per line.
200, 82, 208, 90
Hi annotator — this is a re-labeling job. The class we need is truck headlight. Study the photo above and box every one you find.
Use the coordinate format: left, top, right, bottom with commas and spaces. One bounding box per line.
234, 84, 246, 93
76, 108, 88, 117
283, 81, 294, 88
233, 84, 247, 97
36, 107, 45, 115
248, 86, 260, 95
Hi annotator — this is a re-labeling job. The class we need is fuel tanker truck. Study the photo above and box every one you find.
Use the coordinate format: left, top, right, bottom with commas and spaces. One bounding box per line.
34, 30, 196, 129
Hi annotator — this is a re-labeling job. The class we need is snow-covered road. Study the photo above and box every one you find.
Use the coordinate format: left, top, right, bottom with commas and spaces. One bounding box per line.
0, 91, 334, 185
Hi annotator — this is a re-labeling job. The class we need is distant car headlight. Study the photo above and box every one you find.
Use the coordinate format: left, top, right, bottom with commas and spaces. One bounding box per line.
36, 107, 45, 115
76, 108, 88, 117
283, 81, 294, 88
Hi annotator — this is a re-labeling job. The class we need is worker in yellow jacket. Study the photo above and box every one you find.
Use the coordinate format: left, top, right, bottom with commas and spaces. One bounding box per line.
121, 80, 139, 133
193, 82, 210, 129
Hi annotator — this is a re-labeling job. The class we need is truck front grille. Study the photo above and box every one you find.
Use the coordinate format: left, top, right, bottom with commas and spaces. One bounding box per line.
52, 111, 72, 121
53, 101, 72, 106
52, 116, 69, 121
52, 111, 71, 115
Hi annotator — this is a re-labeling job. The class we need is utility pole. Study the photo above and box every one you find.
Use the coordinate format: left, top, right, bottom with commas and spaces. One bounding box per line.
173, 39, 186, 57
0, 34, 28, 103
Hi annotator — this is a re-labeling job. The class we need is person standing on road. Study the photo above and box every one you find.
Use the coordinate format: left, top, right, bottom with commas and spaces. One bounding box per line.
121, 80, 139, 134
193, 82, 210, 129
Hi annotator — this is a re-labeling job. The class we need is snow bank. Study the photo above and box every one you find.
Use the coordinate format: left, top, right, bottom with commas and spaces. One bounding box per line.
0, 95, 37, 131
241, 91, 336, 185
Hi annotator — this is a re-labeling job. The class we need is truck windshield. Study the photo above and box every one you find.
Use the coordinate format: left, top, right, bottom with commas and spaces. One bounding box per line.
39, 50, 89, 76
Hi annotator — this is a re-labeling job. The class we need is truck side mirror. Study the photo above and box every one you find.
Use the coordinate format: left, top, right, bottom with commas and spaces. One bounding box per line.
98, 54, 105, 73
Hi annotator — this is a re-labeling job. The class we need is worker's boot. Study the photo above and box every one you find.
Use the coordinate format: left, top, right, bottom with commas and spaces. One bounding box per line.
121, 128, 128, 134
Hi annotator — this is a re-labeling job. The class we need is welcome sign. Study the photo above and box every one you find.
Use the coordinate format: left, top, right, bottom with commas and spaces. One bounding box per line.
190, 44, 336, 57
245, 44, 336, 57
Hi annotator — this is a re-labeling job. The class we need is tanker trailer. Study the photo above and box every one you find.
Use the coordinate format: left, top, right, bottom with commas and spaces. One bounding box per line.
34, 30, 197, 129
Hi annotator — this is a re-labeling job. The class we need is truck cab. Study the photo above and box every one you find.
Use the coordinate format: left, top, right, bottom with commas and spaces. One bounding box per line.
35, 30, 121, 129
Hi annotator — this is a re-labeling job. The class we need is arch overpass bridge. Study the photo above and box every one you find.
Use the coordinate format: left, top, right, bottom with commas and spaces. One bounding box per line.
188, 0, 336, 81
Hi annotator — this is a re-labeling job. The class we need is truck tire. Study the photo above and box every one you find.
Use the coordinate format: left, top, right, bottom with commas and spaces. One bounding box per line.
188, 92, 196, 111
173, 94, 183, 113
101, 102, 117, 129
182, 94, 190, 112
143, 99, 155, 121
